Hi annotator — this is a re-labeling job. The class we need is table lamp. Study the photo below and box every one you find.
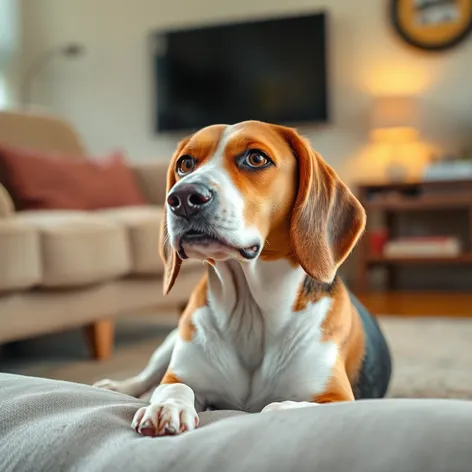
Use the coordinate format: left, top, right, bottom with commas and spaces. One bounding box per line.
370, 95, 419, 181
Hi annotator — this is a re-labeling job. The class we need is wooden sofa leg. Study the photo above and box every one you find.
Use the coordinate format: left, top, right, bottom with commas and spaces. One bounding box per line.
83, 319, 114, 361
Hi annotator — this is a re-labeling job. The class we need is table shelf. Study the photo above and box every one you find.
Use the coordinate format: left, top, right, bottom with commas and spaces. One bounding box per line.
356, 179, 472, 303
364, 195, 472, 212
366, 253, 472, 265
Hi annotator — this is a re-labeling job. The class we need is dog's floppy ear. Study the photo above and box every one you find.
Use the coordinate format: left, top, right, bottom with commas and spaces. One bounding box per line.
279, 127, 366, 283
159, 137, 190, 295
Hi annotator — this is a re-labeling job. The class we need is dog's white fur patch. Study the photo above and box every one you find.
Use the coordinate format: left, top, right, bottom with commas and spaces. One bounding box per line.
169, 259, 337, 412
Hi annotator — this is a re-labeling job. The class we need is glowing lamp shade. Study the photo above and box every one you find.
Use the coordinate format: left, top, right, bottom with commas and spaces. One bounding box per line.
370, 95, 419, 142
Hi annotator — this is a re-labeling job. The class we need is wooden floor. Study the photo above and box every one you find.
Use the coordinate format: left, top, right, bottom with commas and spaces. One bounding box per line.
356, 291, 472, 317
0, 311, 178, 386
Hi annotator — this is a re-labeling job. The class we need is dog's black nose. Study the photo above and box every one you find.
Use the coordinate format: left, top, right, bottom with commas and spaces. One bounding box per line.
167, 183, 214, 218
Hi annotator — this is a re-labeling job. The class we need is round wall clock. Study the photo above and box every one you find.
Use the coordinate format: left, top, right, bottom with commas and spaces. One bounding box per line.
390, 0, 472, 51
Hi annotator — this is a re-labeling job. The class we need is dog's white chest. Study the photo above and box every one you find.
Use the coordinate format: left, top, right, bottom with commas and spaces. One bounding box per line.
186, 297, 337, 413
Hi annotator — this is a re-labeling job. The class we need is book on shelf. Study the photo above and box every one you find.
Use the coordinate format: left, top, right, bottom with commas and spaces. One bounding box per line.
423, 161, 472, 181
383, 236, 461, 258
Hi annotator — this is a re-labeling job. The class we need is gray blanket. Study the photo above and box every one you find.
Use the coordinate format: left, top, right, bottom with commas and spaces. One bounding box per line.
1, 373, 471, 472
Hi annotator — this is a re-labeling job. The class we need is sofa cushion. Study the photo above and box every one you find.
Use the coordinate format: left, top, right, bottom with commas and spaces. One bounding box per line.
16, 211, 131, 288
0, 145, 146, 211
96, 206, 165, 275
0, 219, 41, 291
96, 206, 204, 276
1, 373, 472, 472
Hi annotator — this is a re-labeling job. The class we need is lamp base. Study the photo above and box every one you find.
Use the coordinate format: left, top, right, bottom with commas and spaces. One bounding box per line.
386, 161, 408, 182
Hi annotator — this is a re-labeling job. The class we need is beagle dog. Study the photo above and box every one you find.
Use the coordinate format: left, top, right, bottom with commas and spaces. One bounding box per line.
94, 121, 391, 437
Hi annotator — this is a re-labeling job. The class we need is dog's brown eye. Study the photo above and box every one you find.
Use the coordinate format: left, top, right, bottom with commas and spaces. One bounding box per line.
245, 151, 269, 168
176, 156, 195, 175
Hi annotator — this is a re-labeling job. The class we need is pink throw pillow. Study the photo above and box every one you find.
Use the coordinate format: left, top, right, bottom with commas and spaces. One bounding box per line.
0, 145, 147, 211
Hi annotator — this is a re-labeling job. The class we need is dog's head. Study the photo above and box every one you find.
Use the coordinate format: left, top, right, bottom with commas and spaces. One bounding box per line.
160, 121, 365, 294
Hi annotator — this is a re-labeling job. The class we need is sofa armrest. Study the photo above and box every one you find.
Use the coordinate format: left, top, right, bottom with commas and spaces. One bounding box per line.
0, 184, 14, 217
130, 161, 169, 206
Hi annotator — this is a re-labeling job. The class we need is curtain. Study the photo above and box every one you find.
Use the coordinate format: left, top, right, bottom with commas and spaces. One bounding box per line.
0, 0, 18, 108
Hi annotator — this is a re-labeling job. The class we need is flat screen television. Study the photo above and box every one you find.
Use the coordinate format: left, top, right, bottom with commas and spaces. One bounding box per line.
151, 12, 328, 132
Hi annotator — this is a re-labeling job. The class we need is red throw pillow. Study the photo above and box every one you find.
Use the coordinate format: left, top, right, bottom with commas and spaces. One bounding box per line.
0, 145, 147, 211
80, 152, 148, 210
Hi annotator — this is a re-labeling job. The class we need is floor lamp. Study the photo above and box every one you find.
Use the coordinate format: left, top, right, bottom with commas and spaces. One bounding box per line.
20, 43, 85, 108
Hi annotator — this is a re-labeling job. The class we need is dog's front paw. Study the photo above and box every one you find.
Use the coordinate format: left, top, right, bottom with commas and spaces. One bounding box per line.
93, 378, 133, 395
132, 401, 199, 437
93, 378, 122, 391
93, 378, 144, 397
261, 400, 319, 413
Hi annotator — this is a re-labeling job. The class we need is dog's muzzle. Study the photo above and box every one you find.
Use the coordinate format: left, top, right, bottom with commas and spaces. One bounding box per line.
166, 180, 261, 262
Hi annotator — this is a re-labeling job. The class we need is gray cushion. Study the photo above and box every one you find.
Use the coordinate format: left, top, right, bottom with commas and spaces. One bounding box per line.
0, 373, 471, 472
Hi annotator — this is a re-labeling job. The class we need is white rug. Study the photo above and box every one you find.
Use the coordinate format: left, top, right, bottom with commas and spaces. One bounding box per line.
380, 317, 472, 399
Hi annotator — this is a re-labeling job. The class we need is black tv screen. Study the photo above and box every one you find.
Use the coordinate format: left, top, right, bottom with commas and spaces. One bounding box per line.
152, 12, 328, 132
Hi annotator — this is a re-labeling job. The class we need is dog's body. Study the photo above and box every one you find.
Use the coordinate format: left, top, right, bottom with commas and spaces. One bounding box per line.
95, 121, 391, 436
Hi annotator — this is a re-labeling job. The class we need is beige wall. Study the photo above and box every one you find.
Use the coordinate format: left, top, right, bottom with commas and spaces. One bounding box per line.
17, 0, 472, 184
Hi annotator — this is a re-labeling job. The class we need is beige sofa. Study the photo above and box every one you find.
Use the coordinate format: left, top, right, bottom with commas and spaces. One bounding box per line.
0, 110, 203, 359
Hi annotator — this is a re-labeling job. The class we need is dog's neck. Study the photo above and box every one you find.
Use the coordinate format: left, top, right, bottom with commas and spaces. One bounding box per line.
206, 257, 306, 331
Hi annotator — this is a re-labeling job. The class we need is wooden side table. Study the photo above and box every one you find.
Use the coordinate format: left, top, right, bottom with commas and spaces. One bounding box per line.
355, 179, 472, 317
